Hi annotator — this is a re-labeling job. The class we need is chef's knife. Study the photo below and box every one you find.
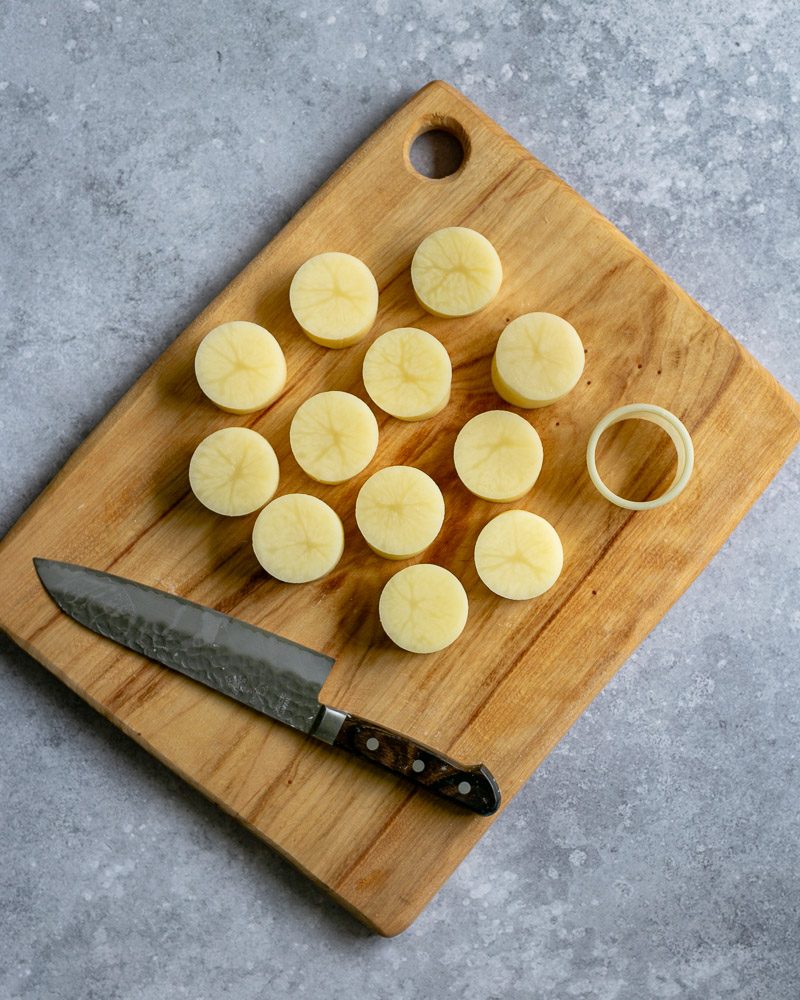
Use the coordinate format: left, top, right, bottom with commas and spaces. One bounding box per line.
34, 559, 500, 816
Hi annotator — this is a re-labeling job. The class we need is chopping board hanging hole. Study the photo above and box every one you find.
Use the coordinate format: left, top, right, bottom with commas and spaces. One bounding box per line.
405, 113, 469, 180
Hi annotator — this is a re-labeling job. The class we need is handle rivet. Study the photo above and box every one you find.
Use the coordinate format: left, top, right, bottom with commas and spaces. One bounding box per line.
366, 737, 380, 751
412, 759, 425, 773
458, 780, 472, 795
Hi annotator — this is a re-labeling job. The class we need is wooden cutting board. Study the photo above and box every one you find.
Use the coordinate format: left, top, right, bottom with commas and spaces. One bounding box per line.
1, 81, 798, 936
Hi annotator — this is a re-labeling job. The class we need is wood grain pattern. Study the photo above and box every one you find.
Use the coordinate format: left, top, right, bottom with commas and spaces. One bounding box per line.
1, 80, 798, 936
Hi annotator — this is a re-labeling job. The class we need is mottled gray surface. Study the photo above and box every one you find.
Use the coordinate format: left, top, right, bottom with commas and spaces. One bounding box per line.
1, 0, 799, 997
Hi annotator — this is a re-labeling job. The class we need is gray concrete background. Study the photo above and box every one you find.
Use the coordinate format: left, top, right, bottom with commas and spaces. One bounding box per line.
1, 0, 798, 997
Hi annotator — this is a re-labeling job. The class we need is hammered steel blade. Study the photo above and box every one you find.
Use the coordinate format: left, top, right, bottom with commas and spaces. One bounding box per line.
34, 559, 334, 733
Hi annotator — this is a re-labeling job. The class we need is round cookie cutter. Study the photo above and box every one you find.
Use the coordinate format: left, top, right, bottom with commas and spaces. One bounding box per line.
586, 403, 694, 511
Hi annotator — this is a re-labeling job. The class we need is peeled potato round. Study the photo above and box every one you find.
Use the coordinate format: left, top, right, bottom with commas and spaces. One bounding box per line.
453, 410, 543, 502
362, 327, 451, 421
252, 494, 344, 583
474, 510, 563, 600
189, 427, 279, 516
356, 466, 445, 559
379, 564, 468, 654
493, 312, 585, 408
289, 252, 379, 348
194, 321, 287, 414
411, 227, 502, 317
289, 390, 379, 484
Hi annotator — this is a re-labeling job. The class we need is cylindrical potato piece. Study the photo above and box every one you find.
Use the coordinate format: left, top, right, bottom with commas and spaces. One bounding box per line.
252, 493, 344, 583
493, 312, 584, 408
289, 390, 379, 484
289, 252, 379, 348
474, 510, 563, 600
362, 327, 452, 421
379, 564, 468, 654
189, 427, 279, 516
195, 321, 287, 414
453, 410, 543, 502
411, 227, 502, 317
356, 466, 445, 559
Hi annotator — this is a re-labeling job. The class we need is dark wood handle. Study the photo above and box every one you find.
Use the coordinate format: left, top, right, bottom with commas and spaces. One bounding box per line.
332, 715, 501, 816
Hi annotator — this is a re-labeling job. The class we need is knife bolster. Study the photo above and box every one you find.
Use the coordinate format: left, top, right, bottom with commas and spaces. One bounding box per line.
311, 705, 348, 745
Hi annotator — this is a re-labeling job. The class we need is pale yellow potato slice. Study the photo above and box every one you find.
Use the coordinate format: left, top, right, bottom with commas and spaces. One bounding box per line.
362, 327, 452, 421
189, 427, 279, 516
289, 252, 379, 348
252, 493, 344, 584
453, 410, 543, 502
289, 390, 379, 484
356, 466, 445, 559
379, 564, 468, 654
194, 321, 287, 414
410, 227, 502, 317
493, 312, 584, 408
474, 510, 563, 600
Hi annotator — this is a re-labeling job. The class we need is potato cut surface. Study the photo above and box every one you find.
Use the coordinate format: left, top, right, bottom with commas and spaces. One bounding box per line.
194, 321, 287, 414
252, 493, 344, 583
474, 510, 563, 600
379, 564, 468, 654
289, 252, 379, 348
362, 327, 451, 421
410, 227, 502, 317
356, 466, 445, 559
290, 390, 379, 484
453, 410, 543, 502
189, 427, 279, 516
493, 312, 584, 408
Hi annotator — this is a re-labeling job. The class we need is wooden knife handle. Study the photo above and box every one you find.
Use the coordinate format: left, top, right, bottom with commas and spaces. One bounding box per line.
332, 714, 501, 816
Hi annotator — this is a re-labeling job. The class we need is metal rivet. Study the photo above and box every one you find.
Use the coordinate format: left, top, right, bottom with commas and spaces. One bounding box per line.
458, 780, 471, 795
366, 737, 380, 751
412, 759, 425, 773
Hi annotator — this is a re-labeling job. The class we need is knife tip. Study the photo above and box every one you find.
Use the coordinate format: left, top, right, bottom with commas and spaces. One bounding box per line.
32, 557, 65, 588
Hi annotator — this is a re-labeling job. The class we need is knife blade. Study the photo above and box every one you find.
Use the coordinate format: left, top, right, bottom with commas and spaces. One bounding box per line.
34, 559, 500, 816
